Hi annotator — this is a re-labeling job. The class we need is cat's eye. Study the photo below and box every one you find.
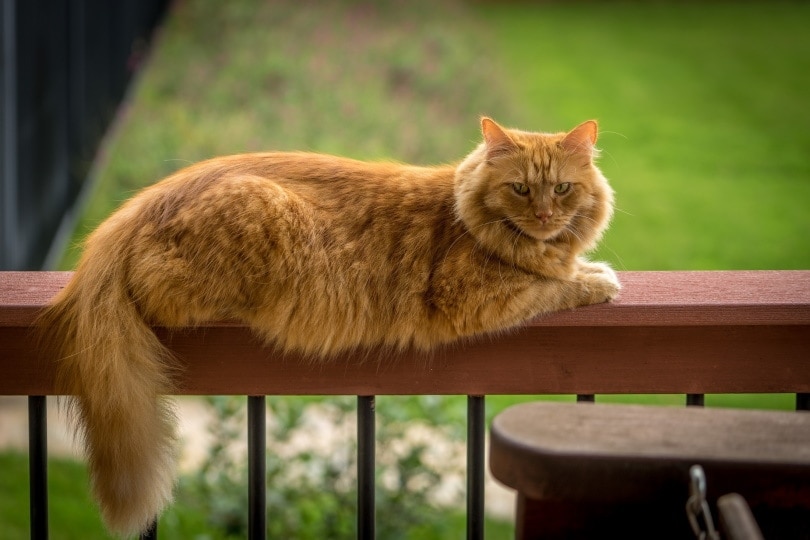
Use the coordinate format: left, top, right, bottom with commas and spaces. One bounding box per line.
512, 182, 529, 196
554, 182, 571, 195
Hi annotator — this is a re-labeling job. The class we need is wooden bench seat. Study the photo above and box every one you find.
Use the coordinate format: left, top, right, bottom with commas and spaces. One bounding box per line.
490, 402, 810, 539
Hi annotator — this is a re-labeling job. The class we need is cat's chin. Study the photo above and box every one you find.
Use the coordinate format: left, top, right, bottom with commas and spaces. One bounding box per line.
528, 229, 564, 242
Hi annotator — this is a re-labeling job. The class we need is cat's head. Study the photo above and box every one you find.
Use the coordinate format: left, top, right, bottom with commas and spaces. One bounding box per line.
455, 118, 614, 258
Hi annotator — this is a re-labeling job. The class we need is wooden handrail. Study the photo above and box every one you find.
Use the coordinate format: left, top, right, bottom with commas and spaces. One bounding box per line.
1, 271, 809, 396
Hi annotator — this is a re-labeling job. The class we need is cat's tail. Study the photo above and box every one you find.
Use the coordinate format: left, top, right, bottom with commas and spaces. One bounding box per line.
38, 235, 177, 537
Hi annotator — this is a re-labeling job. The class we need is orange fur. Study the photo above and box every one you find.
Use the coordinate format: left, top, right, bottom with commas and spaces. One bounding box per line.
38, 118, 619, 536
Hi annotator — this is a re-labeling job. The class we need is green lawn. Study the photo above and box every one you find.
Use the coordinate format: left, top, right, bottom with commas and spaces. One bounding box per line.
0, 452, 207, 540
35, 0, 810, 538
480, 1, 810, 270
0, 448, 512, 540
0, 451, 254, 539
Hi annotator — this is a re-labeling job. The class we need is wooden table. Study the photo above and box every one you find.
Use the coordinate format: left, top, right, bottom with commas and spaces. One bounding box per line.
490, 402, 810, 539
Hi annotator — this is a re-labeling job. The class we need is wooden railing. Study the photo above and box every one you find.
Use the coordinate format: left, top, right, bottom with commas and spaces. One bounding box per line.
2, 270, 810, 539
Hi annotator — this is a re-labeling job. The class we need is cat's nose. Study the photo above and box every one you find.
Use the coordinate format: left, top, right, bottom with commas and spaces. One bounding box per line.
535, 210, 552, 223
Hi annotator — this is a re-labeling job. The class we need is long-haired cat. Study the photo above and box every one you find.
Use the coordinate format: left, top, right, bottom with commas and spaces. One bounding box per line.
38, 118, 619, 536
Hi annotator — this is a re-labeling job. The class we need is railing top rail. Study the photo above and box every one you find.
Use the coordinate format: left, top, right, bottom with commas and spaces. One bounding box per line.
1, 271, 809, 396
2, 271, 810, 328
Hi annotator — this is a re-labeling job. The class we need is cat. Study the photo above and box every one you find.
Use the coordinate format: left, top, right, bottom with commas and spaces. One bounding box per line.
38, 117, 619, 536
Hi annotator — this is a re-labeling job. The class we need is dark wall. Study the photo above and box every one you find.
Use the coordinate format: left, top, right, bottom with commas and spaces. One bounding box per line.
1, 0, 168, 270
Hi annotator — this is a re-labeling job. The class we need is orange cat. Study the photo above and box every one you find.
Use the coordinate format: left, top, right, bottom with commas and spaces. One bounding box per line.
38, 118, 619, 536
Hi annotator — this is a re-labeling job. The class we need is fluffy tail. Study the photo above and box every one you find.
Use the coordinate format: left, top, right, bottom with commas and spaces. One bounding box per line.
38, 242, 178, 537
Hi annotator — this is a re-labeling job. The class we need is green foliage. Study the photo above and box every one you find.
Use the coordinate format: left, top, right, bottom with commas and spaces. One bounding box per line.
181, 396, 472, 539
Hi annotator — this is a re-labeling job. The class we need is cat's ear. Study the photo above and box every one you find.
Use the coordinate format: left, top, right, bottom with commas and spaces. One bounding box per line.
561, 120, 598, 157
481, 117, 518, 161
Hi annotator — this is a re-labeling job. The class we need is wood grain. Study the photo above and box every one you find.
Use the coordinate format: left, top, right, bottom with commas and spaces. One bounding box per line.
1, 271, 809, 395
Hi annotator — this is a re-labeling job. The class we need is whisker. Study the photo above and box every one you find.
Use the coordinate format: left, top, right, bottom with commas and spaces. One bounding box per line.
612, 205, 634, 217
600, 244, 629, 271
599, 130, 628, 140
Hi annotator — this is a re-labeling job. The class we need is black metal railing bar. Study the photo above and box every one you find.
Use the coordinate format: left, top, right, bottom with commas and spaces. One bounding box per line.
466, 395, 485, 540
28, 395, 47, 540
248, 396, 266, 540
357, 395, 376, 540
686, 394, 705, 407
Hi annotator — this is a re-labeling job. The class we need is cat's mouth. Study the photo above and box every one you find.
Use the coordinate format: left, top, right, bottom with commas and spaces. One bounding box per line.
504, 217, 562, 242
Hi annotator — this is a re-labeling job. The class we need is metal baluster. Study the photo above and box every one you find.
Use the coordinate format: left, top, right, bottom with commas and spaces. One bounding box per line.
357, 396, 375, 540
248, 396, 266, 540
466, 395, 485, 540
687, 394, 705, 407
28, 395, 48, 540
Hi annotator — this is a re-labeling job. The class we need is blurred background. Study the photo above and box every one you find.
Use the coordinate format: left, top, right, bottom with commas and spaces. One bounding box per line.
1, 0, 808, 538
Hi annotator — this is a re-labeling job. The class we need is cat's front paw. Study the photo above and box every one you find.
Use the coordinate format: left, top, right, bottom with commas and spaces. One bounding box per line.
575, 262, 620, 305
577, 260, 615, 277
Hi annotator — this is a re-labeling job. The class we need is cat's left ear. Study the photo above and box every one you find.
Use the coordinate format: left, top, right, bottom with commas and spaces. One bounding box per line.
560, 120, 598, 157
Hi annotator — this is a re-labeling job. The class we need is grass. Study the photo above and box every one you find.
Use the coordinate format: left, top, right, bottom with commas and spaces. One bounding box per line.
479, 1, 810, 270
34, 0, 809, 537
0, 449, 511, 539
0, 451, 205, 540
0, 451, 230, 539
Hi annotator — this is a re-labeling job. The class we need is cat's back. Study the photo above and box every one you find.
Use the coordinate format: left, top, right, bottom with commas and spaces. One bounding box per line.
168, 151, 450, 190
117, 150, 458, 293
132, 151, 454, 221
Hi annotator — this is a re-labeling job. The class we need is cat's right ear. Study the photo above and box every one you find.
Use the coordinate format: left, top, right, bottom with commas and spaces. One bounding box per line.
481, 117, 517, 161
560, 120, 598, 156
